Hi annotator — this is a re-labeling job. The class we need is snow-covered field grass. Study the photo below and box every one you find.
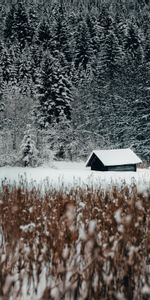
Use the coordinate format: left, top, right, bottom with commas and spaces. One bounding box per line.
0, 181, 150, 299
0, 161, 150, 194
0, 162, 150, 299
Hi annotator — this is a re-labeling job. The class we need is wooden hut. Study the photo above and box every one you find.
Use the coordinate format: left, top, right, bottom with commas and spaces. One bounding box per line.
86, 148, 142, 172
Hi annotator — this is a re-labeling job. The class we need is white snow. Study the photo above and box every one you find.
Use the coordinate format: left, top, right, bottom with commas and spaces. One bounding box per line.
86, 148, 142, 166
114, 209, 122, 224
88, 220, 97, 234
141, 284, 150, 295
20, 223, 36, 233
0, 161, 150, 193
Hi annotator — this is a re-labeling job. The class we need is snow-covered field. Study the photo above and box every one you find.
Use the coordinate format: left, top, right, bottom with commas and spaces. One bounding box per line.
0, 161, 150, 193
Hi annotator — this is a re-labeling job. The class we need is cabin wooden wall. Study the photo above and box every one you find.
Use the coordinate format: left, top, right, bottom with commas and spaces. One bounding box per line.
107, 165, 136, 172
91, 158, 137, 172
91, 156, 106, 171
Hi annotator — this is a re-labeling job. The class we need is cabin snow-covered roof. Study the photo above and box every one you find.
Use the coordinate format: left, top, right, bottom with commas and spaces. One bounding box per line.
86, 148, 142, 167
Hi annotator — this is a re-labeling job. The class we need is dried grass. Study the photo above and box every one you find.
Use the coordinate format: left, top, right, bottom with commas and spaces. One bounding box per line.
0, 182, 150, 299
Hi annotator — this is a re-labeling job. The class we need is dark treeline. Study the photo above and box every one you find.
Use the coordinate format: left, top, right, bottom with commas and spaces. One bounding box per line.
0, 0, 150, 166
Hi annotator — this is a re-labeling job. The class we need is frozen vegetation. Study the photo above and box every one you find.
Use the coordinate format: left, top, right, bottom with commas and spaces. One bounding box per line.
0, 180, 150, 299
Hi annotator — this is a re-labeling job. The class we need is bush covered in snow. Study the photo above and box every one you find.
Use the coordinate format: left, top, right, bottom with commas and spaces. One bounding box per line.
0, 183, 150, 299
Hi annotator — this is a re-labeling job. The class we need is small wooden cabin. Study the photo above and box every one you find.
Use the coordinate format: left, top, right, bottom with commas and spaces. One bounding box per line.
86, 148, 142, 172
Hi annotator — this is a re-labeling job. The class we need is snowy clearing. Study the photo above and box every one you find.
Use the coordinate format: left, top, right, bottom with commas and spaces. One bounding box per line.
0, 161, 150, 194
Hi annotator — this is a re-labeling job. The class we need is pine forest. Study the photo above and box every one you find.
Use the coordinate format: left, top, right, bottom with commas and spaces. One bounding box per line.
0, 0, 150, 166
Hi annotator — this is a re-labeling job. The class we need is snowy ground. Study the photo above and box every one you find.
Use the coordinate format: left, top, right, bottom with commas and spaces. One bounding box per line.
0, 161, 150, 194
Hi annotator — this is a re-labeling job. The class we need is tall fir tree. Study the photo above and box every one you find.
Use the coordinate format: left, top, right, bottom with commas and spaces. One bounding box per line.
98, 5, 114, 35
4, 1, 31, 49
75, 19, 93, 71
36, 53, 72, 128
144, 22, 150, 63
124, 19, 143, 63
37, 18, 52, 51
28, 5, 38, 44
14, 1, 30, 49
86, 13, 101, 58
0, 49, 12, 83
3, 4, 16, 44
52, 4, 72, 62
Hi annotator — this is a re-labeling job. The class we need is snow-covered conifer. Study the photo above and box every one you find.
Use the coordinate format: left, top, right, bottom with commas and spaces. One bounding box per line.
36, 53, 72, 128
52, 4, 72, 62
75, 20, 93, 71
37, 18, 52, 50
4, 1, 31, 49
19, 125, 39, 167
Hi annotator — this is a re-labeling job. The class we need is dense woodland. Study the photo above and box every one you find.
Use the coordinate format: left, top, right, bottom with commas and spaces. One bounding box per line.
0, 0, 150, 166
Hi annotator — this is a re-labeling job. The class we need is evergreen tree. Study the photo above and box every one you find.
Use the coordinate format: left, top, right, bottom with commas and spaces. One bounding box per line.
75, 20, 93, 70
124, 20, 143, 63
37, 18, 52, 50
114, 11, 127, 48
3, 4, 16, 44
4, 1, 31, 49
0, 49, 12, 83
10, 45, 33, 94
19, 125, 39, 167
86, 13, 101, 57
144, 23, 150, 63
36, 53, 72, 128
28, 5, 37, 44
14, 1, 30, 49
98, 5, 114, 35
29, 44, 42, 84
98, 30, 123, 82
123, 20, 143, 105
52, 5, 72, 62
